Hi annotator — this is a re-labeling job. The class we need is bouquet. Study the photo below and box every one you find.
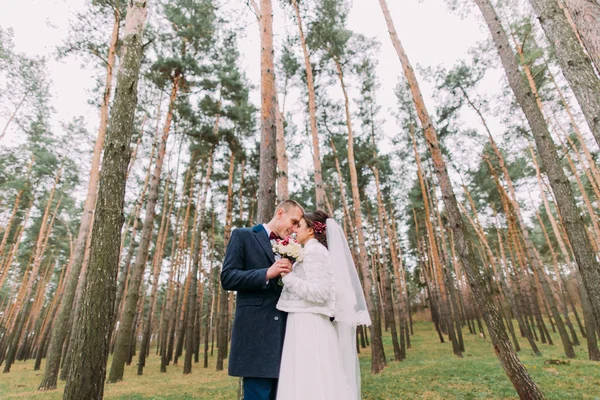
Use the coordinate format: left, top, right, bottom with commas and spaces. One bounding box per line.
271, 236, 304, 286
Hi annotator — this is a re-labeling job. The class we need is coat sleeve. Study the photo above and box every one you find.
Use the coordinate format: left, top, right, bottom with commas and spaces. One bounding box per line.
281, 245, 333, 304
221, 229, 269, 291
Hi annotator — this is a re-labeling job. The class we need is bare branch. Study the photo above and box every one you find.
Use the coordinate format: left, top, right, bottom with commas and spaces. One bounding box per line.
247, 0, 260, 21
87, 45, 110, 67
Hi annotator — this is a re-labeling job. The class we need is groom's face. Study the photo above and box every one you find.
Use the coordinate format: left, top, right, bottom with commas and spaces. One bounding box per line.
278, 206, 303, 237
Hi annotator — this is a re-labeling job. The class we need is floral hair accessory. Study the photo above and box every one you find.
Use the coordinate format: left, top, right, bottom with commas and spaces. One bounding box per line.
313, 221, 326, 234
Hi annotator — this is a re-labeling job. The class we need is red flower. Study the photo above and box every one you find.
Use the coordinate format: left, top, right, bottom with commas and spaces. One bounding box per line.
313, 221, 326, 234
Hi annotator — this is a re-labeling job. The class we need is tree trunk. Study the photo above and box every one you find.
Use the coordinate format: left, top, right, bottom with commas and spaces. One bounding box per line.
475, 0, 600, 331
563, 0, 600, 74
371, 165, 402, 361
33, 264, 66, 371
413, 140, 462, 356
246, 1, 286, 207
275, 108, 289, 202
194, 270, 203, 363
113, 115, 160, 338
334, 58, 386, 374
291, 0, 325, 208
62, 3, 147, 398
58, 270, 83, 379
528, 0, 600, 148
161, 180, 193, 372
329, 139, 358, 245
184, 147, 215, 374
0, 157, 33, 263
547, 68, 600, 194
0, 200, 33, 291
378, 0, 545, 397
38, 8, 121, 390
529, 147, 600, 360
560, 143, 600, 250
4, 168, 61, 373
488, 131, 575, 358
108, 69, 177, 382
534, 215, 579, 346
257, 0, 277, 222
217, 152, 236, 371
384, 204, 407, 360
138, 177, 172, 375
490, 165, 543, 356
564, 135, 600, 216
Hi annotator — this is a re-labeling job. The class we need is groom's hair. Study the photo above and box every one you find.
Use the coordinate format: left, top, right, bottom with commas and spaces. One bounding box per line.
275, 199, 304, 216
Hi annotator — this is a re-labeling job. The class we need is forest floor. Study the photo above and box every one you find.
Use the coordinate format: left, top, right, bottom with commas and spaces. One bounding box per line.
1, 321, 599, 399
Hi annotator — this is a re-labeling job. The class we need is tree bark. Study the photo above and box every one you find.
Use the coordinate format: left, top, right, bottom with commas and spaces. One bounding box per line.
291, 0, 325, 208
0, 157, 33, 264
257, 0, 277, 222
334, 58, 386, 373
275, 108, 289, 202
489, 163, 543, 356
108, 72, 177, 383
62, 3, 147, 398
528, 0, 600, 148
4, 168, 61, 373
217, 152, 236, 371
38, 7, 121, 390
161, 175, 194, 372
371, 165, 402, 361
0, 200, 33, 303
530, 147, 600, 360
488, 131, 575, 358
475, 0, 600, 331
378, 0, 545, 397
547, 68, 600, 194
563, 0, 600, 74
389, 210, 409, 349
184, 147, 215, 374
138, 176, 172, 375
329, 139, 357, 244
33, 263, 67, 371
245, 1, 286, 206
413, 140, 462, 356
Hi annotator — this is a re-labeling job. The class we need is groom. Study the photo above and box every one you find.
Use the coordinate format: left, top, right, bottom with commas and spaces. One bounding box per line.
221, 200, 304, 400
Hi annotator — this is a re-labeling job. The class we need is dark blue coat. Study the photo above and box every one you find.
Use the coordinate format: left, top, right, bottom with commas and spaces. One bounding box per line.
221, 224, 287, 378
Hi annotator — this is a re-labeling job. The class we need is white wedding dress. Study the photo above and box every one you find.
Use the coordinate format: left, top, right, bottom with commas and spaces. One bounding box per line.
275, 238, 354, 400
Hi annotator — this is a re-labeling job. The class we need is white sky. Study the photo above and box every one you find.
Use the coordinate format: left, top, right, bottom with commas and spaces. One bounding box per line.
0, 0, 96, 135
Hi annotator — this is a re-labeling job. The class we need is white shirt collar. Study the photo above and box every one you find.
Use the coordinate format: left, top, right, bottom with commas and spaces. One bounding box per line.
263, 223, 271, 237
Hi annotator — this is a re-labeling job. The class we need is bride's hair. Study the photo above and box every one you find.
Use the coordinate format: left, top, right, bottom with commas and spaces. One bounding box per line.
303, 210, 330, 249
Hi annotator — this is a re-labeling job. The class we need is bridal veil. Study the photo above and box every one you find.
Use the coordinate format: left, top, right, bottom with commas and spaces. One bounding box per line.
326, 218, 371, 400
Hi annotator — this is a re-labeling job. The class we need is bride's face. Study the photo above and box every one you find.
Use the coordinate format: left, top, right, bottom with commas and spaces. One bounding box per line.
295, 218, 314, 245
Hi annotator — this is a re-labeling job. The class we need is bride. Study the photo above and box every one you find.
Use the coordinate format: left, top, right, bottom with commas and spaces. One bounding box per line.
276, 210, 371, 400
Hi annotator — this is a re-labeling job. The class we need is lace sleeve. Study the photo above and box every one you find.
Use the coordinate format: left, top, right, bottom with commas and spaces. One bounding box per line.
281, 244, 334, 304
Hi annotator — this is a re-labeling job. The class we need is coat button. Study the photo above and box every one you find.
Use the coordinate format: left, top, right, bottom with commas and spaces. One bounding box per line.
274, 316, 279, 321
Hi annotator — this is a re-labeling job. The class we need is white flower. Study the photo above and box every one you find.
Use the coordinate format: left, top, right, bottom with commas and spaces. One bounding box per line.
272, 238, 304, 263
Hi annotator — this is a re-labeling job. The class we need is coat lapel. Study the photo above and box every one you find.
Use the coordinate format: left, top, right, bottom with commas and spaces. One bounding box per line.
252, 224, 275, 264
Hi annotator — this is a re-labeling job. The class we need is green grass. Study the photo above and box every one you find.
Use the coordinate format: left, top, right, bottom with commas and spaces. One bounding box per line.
1, 322, 599, 399
361, 322, 599, 399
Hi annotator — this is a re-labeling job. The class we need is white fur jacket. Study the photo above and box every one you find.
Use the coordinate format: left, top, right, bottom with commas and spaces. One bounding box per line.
276, 238, 335, 317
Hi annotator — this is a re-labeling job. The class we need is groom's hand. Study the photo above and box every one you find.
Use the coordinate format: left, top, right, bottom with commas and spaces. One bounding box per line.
266, 259, 293, 280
